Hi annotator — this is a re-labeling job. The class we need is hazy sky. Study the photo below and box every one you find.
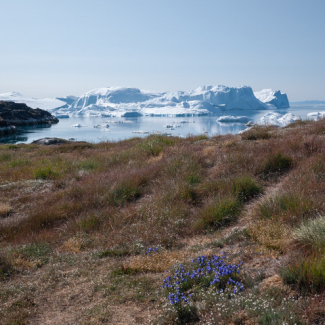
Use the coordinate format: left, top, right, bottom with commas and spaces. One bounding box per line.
1, 0, 325, 101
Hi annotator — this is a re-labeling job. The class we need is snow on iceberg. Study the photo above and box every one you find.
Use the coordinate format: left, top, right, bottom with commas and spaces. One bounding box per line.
277, 113, 301, 125
259, 112, 282, 124
0, 92, 66, 111
259, 112, 301, 126
53, 85, 270, 117
254, 89, 289, 108
217, 116, 250, 123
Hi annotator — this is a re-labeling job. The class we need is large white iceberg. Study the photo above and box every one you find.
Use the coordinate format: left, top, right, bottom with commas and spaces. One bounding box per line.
52, 85, 269, 117
254, 89, 289, 108
1, 85, 290, 117
0, 92, 66, 111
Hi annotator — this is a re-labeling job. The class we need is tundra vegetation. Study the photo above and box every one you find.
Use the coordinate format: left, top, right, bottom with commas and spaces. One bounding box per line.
1, 118, 325, 324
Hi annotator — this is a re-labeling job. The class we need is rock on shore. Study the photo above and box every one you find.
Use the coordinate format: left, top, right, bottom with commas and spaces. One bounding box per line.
0, 101, 59, 137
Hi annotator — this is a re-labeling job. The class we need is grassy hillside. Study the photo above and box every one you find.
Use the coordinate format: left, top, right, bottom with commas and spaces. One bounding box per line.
1, 119, 325, 324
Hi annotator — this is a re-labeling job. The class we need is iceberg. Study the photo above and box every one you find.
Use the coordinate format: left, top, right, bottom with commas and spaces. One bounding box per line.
0, 92, 66, 111
277, 113, 301, 125
259, 112, 282, 124
259, 112, 301, 126
254, 89, 289, 108
52, 85, 270, 117
217, 116, 250, 123
1, 85, 291, 117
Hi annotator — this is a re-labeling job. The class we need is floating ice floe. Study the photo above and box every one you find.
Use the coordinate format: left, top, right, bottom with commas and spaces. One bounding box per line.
217, 116, 250, 123
71, 124, 87, 127
307, 111, 325, 119
132, 131, 150, 134
94, 123, 109, 128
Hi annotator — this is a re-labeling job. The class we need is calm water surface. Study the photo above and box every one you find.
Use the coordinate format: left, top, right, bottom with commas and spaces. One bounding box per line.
1, 105, 324, 144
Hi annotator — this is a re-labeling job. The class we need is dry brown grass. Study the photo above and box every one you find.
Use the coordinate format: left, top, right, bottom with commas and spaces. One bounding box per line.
248, 219, 291, 252
1, 120, 325, 323
0, 203, 11, 218
126, 250, 192, 273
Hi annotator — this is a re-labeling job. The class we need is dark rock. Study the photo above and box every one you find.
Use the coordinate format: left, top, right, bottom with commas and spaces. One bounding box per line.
0, 117, 17, 136
31, 137, 70, 145
0, 101, 59, 126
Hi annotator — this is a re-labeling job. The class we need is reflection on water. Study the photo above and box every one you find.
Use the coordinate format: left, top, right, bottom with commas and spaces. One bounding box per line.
0, 105, 324, 144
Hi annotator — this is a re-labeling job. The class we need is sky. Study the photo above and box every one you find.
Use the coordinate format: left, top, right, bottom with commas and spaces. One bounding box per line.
1, 0, 325, 101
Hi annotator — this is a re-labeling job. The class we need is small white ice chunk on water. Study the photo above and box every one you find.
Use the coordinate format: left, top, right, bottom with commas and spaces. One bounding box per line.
217, 116, 250, 123
71, 124, 87, 127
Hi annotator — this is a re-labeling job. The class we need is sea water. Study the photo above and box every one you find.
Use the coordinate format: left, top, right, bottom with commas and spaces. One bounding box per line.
0, 105, 324, 144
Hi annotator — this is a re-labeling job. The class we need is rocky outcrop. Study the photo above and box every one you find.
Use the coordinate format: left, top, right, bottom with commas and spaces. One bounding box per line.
0, 101, 59, 126
31, 138, 69, 145
0, 117, 16, 136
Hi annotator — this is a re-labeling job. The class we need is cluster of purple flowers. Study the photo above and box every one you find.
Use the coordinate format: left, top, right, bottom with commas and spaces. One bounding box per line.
146, 246, 159, 255
162, 253, 244, 305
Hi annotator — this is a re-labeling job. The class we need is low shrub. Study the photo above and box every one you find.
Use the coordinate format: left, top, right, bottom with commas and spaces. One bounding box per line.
79, 214, 102, 232
254, 193, 314, 225
98, 249, 130, 258
9, 159, 30, 168
178, 184, 199, 203
281, 256, 325, 293
241, 126, 272, 141
258, 152, 292, 177
34, 166, 60, 180
292, 214, 325, 253
0, 153, 11, 161
18, 243, 51, 265
196, 197, 241, 230
79, 159, 99, 171
231, 176, 263, 202
137, 135, 176, 156
0, 254, 14, 280
106, 177, 145, 206
212, 228, 249, 248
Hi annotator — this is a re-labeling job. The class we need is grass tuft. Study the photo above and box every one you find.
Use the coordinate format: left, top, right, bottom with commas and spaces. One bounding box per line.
258, 152, 293, 177
196, 197, 241, 230
34, 165, 60, 180
0, 254, 14, 280
292, 214, 325, 253
231, 176, 263, 202
248, 219, 290, 251
281, 256, 325, 293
